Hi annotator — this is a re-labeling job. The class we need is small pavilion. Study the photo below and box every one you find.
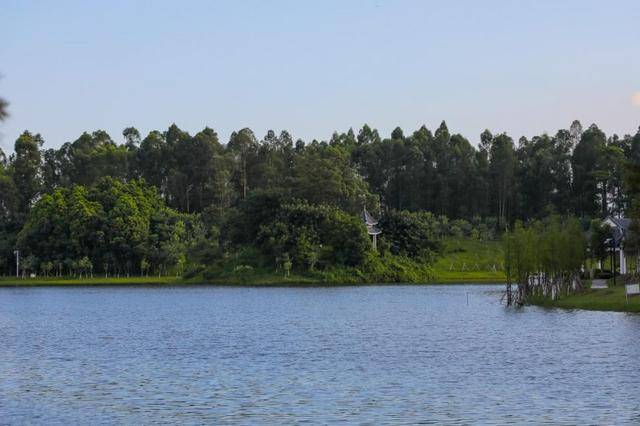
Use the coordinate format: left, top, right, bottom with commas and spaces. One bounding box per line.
361, 207, 382, 249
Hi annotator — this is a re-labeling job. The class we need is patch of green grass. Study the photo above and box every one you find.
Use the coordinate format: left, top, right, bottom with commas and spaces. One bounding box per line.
530, 285, 640, 313
0, 276, 183, 287
431, 237, 506, 283
0, 271, 327, 287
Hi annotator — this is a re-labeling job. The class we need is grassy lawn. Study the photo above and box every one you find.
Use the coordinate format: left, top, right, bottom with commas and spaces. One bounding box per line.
0, 273, 353, 287
0, 276, 184, 286
431, 237, 506, 283
531, 282, 640, 313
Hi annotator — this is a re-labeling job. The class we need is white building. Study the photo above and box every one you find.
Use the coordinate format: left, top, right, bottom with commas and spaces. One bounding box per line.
603, 216, 631, 274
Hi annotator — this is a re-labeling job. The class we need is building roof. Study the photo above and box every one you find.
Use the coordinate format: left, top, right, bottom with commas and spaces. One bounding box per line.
604, 216, 631, 246
366, 224, 382, 236
606, 216, 631, 231
362, 207, 381, 235
361, 207, 378, 226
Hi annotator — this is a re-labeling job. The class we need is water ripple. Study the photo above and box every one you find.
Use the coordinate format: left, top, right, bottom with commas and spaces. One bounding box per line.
0, 285, 639, 424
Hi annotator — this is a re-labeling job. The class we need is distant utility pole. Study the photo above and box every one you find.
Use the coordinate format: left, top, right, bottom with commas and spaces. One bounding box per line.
13, 249, 19, 278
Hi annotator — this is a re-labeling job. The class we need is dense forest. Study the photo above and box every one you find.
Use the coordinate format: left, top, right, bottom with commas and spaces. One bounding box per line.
1, 112, 640, 281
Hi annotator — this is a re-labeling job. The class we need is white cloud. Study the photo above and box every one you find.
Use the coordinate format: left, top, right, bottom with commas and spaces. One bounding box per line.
632, 91, 640, 106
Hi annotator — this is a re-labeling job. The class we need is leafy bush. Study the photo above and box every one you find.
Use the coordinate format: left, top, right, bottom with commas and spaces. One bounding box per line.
378, 210, 442, 259
362, 252, 434, 283
16, 177, 192, 276
256, 200, 371, 270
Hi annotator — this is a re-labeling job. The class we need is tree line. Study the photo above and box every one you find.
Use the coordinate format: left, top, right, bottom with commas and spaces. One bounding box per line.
4, 120, 638, 217
1, 119, 639, 278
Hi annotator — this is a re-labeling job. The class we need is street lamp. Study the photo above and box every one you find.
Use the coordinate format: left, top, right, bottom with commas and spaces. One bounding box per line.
605, 237, 616, 287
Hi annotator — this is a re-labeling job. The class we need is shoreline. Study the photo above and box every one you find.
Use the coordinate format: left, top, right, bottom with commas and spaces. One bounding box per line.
528, 285, 640, 313
0, 275, 505, 287
7, 276, 639, 314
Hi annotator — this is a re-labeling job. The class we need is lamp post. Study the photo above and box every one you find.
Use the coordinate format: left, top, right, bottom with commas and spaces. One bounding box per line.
605, 237, 616, 287
13, 249, 19, 278
612, 238, 617, 287
603, 238, 616, 287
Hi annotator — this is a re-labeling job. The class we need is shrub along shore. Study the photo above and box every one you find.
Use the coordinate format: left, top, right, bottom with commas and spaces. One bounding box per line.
0, 275, 503, 287
0, 270, 506, 287
0, 237, 506, 286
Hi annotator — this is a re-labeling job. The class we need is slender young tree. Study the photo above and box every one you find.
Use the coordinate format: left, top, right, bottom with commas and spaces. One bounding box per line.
228, 128, 258, 201
488, 133, 516, 230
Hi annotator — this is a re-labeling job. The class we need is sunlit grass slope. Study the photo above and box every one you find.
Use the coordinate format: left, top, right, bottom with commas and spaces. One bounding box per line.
431, 238, 506, 282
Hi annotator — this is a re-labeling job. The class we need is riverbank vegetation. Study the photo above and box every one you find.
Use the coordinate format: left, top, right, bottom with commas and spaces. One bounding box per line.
1, 119, 639, 285
503, 216, 586, 305
505, 135, 640, 311
531, 280, 640, 313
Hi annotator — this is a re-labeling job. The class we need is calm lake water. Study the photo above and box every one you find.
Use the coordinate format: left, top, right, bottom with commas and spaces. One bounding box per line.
1, 284, 639, 425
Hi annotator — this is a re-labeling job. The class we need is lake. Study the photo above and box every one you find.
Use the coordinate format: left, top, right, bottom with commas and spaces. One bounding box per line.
1, 284, 639, 424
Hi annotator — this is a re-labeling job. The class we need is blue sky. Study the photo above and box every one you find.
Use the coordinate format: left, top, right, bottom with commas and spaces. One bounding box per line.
1, 0, 639, 151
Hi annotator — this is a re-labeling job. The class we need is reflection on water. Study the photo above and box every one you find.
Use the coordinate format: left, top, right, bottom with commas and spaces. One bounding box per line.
1, 285, 639, 424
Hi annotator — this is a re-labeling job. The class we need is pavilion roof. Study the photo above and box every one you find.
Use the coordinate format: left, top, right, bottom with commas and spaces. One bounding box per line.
361, 207, 378, 226
366, 224, 382, 236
